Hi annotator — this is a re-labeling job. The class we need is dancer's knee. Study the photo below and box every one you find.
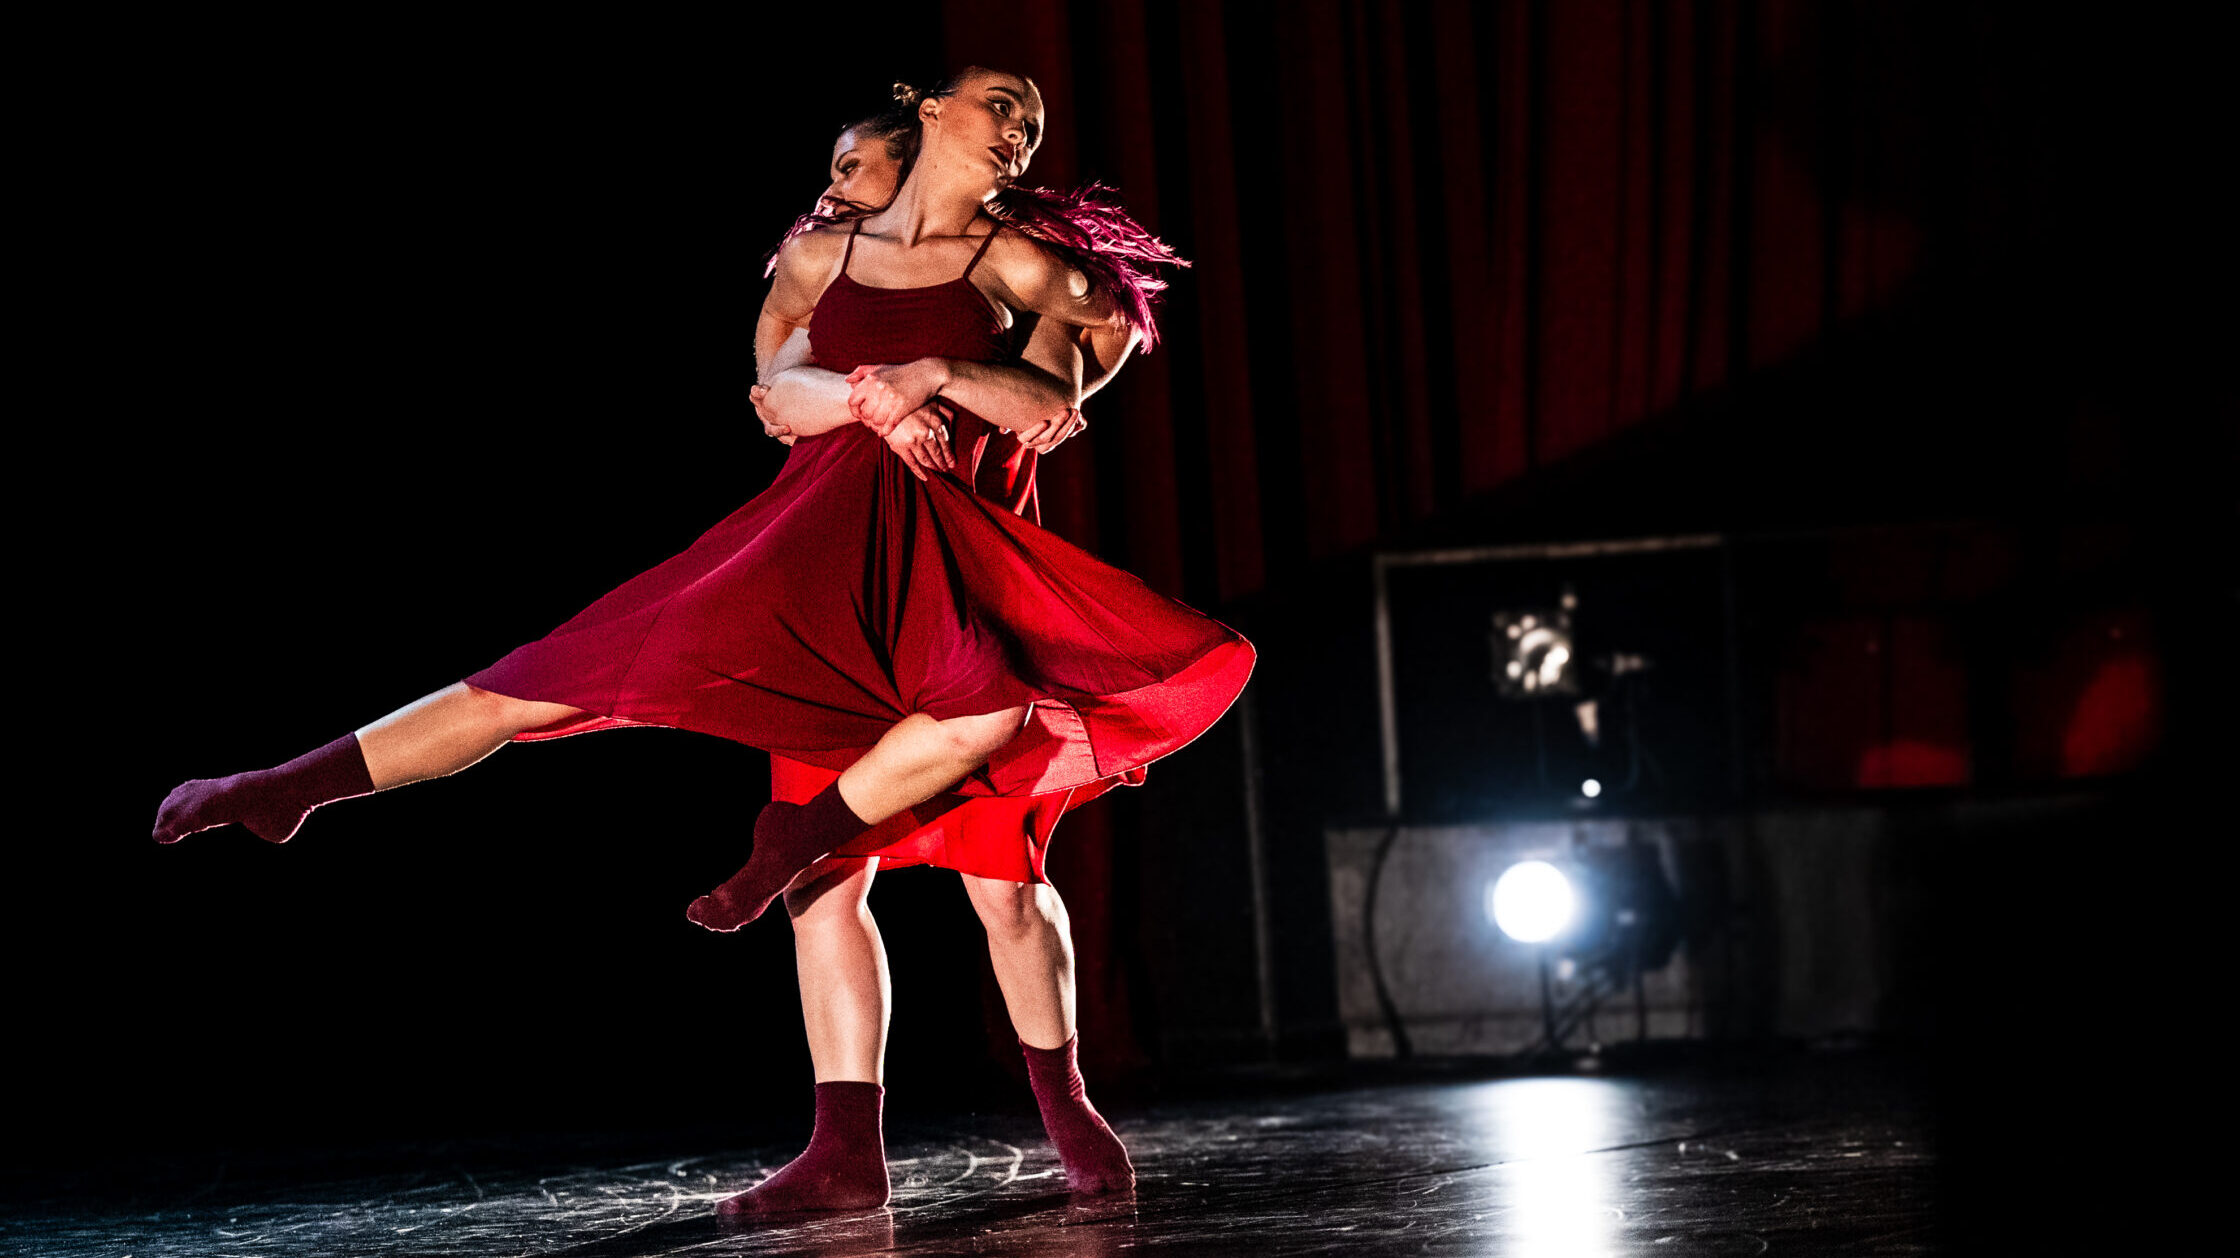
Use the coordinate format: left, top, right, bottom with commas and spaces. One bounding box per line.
785, 862, 875, 924
933, 705, 1032, 764
461, 683, 578, 737
964, 875, 1062, 941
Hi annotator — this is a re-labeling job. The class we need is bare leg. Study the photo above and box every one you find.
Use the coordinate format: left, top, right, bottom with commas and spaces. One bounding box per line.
961, 875, 1076, 1050
153, 682, 583, 843
831, 707, 1034, 825
964, 874, 1134, 1196
786, 862, 890, 1083
361, 689, 1028, 803
687, 705, 1033, 931
715, 860, 894, 1216
358, 683, 583, 789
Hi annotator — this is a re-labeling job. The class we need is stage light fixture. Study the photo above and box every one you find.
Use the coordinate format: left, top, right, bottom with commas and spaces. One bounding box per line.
1493, 847, 1678, 972
1581, 778, 1602, 798
1491, 592, 1579, 699
1491, 841, 1685, 1058
1488, 860, 1577, 944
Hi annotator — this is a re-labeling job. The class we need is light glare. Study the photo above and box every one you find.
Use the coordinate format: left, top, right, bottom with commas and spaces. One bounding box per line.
1489, 860, 1576, 943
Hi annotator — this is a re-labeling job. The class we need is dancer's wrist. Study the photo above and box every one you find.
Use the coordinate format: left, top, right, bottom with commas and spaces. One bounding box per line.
916, 357, 954, 398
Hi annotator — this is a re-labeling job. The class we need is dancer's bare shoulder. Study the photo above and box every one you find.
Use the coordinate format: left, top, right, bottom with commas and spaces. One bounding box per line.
767, 222, 854, 321
981, 229, 1123, 332
772, 221, 855, 282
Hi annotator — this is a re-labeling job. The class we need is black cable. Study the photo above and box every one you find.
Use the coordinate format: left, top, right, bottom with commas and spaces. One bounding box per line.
1362, 824, 1413, 1058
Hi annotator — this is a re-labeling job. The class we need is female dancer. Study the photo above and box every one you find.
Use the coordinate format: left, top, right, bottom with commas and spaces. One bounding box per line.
152, 65, 1250, 1209
756, 104, 1135, 467
730, 88, 1172, 1212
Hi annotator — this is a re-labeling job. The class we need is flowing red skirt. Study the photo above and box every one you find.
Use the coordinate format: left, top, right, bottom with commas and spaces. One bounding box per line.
465, 421, 1253, 884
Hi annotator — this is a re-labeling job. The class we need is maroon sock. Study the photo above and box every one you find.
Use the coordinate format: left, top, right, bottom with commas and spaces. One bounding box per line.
717, 1081, 889, 1215
153, 734, 376, 845
1023, 1035, 1135, 1195
686, 781, 874, 932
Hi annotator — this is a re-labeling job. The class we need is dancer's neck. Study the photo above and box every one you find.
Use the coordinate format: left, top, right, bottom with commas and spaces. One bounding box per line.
872, 160, 999, 245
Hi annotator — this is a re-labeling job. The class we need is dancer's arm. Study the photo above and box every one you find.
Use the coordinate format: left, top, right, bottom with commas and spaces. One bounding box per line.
1008, 318, 1120, 453
880, 314, 1099, 474
979, 234, 1142, 441
755, 228, 860, 439
1076, 322, 1134, 398
841, 335, 1083, 435
848, 349, 1077, 437
780, 340, 1081, 441
875, 314, 1098, 477
759, 328, 860, 439
983, 231, 1138, 340
944, 308, 1137, 427
850, 297, 1139, 444
847, 231, 1144, 436
1008, 303, 1139, 453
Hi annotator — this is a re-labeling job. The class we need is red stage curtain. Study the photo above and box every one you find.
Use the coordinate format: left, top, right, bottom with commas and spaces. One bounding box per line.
935, 0, 2034, 600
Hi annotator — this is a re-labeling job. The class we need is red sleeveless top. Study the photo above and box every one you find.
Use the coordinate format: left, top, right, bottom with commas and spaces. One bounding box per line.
809, 222, 1037, 519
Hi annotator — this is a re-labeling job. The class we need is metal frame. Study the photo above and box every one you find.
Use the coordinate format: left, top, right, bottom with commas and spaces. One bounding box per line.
1370, 534, 1727, 819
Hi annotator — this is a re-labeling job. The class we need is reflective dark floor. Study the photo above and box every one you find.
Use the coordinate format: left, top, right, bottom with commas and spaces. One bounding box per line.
4, 1056, 1933, 1256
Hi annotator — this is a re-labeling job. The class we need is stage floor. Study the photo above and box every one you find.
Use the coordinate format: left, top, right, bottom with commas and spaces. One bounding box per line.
5, 1055, 1934, 1255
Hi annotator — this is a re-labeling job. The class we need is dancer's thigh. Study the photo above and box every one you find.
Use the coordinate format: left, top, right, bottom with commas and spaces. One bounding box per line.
914, 705, 1034, 762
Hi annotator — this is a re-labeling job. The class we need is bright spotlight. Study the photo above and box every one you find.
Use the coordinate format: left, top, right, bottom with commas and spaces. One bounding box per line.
1580, 778, 1602, 798
1488, 860, 1577, 944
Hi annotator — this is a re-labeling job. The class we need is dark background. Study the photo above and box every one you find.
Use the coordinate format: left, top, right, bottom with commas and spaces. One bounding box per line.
25, 6, 2228, 1240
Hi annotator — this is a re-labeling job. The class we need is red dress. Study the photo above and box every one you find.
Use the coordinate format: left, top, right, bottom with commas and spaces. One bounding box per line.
466, 223, 1253, 884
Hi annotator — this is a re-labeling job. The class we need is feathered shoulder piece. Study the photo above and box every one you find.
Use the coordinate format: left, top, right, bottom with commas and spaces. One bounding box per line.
991, 181, 1189, 351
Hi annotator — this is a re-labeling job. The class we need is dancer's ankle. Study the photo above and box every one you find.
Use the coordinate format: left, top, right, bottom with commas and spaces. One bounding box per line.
686, 782, 878, 932
718, 1081, 889, 1214
1022, 1034, 1135, 1195
153, 734, 375, 845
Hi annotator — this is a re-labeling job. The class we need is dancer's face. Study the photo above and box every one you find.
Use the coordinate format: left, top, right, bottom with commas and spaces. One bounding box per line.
923, 69, 1044, 187
822, 127, 902, 215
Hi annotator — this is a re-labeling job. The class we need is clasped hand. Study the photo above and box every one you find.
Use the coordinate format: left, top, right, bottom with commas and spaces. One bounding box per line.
846, 360, 949, 434
876, 402, 958, 481
755, 357, 1084, 478
747, 384, 794, 446
1015, 407, 1086, 456
846, 360, 955, 481
881, 401, 1081, 478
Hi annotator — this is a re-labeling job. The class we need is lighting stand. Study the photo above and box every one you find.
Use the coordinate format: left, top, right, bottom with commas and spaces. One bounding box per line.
1511, 962, 1630, 1064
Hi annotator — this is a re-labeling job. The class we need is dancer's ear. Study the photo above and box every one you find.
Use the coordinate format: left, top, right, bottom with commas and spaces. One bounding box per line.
919, 94, 942, 130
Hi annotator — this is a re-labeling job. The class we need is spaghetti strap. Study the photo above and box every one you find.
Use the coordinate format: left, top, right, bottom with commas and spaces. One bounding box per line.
841, 221, 862, 277
961, 222, 1001, 281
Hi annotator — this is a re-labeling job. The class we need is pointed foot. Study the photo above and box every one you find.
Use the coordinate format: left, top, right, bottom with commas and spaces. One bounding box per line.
153, 774, 303, 844
685, 892, 764, 933
685, 798, 846, 933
